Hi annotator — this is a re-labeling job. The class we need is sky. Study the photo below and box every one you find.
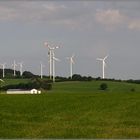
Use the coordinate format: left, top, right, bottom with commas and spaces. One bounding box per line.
0, 0, 140, 80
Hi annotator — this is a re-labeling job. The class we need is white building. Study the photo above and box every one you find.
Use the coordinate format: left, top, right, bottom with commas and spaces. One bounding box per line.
7, 89, 41, 94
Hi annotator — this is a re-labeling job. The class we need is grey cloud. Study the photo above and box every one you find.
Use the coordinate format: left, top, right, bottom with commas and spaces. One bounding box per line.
0, 1, 140, 30
0, 1, 96, 29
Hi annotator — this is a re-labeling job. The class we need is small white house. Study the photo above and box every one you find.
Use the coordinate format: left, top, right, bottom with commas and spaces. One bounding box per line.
7, 89, 41, 94
30, 89, 38, 94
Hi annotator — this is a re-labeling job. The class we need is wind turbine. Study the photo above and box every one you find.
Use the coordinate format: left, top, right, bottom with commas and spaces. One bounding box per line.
12, 60, 17, 77
97, 55, 108, 79
44, 41, 60, 80
0, 63, 6, 78
18, 62, 23, 76
40, 62, 45, 79
67, 54, 75, 79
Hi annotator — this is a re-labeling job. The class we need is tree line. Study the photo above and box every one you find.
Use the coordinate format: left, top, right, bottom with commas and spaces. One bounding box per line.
1, 69, 140, 84
0, 78, 52, 91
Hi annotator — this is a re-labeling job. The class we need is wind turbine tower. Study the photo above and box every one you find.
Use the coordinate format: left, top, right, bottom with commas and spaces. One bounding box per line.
12, 60, 17, 77
18, 62, 23, 76
44, 42, 52, 79
52, 54, 60, 82
67, 54, 75, 79
0, 63, 6, 78
97, 55, 108, 79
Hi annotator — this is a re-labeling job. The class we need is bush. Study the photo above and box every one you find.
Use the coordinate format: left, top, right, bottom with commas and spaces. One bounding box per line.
130, 88, 135, 92
100, 83, 108, 90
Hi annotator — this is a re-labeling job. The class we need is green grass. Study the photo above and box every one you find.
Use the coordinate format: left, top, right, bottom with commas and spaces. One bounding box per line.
50, 81, 140, 94
0, 80, 140, 138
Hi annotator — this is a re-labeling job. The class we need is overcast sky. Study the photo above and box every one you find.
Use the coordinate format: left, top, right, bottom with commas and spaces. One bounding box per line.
0, 0, 140, 80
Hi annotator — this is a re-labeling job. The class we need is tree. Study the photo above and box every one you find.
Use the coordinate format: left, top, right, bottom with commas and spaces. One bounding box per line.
100, 83, 108, 90
130, 88, 135, 92
72, 74, 82, 81
22, 71, 35, 78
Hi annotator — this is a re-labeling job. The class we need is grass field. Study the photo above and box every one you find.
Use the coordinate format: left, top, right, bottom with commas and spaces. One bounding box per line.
0, 80, 140, 138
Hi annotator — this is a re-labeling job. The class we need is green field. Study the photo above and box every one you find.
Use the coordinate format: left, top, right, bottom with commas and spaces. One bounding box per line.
0, 80, 140, 138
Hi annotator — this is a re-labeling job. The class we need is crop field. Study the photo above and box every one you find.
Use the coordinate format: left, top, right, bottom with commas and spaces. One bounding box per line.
0, 80, 140, 138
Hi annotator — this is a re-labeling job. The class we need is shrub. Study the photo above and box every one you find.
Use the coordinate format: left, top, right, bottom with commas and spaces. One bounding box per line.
130, 88, 135, 92
100, 83, 108, 90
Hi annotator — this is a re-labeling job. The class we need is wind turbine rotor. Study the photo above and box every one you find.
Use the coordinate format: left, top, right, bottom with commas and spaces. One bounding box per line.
70, 54, 75, 63
71, 59, 74, 64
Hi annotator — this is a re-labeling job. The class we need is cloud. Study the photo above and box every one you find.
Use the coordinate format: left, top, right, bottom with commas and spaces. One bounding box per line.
42, 3, 66, 12
95, 8, 140, 32
128, 20, 140, 30
1, 1, 140, 32
95, 9, 125, 28
0, 2, 67, 22
0, 5, 18, 21
0, 1, 95, 29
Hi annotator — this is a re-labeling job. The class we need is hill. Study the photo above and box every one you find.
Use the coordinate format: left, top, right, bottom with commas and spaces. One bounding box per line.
49, 80, 140, 94
0, 81, 140, 138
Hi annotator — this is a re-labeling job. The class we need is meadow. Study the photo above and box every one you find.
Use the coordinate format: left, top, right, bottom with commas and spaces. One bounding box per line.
0, 79, 140, 138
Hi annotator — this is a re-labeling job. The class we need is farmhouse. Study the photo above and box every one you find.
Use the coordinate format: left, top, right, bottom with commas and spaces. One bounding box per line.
7, 89, 41, 94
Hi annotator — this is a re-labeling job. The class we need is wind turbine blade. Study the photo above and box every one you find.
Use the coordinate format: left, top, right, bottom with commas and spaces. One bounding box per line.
53, 57, 60, 61
48, 45, 51, 49
97, 58, 103, 61
104, 55, 108, 60
55, 46, 60, 49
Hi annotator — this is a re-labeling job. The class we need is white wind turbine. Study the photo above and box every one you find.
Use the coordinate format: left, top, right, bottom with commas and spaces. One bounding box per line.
0, 63, 6, 78
97, 55, 108, 79
40, 62, 45, 79
12, 60, 17, 77
67, 54, 75, 79
18, 62, 23, 76
44, 41, 60, 80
